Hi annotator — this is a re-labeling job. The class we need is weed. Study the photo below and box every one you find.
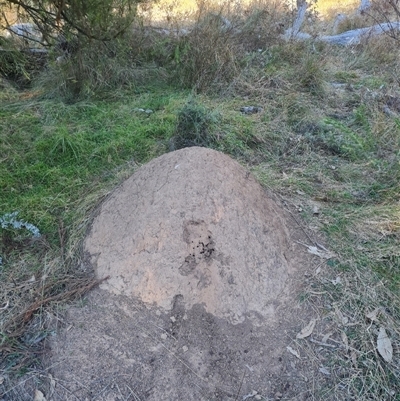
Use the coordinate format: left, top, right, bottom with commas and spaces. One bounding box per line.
171, 99, 218, 149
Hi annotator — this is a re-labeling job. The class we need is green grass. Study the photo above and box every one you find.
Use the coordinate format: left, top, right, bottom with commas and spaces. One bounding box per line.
0, 90, 186, 245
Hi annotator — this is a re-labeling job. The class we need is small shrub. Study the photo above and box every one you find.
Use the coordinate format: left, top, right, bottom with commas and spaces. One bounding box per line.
172, 10, 239, 92
321, 116, 373, 160
0, 212, 40, 239
0, 37, 46, 88
36, 29, 161, 101
171, 100, 218, 149
297, 54, 325, 95
0, 212, 41, 265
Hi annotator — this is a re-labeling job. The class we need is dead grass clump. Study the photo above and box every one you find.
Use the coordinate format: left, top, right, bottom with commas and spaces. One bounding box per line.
36, 26, 167, 101
360, 35, 400, 67
231, 2, 287, 51
157, 0, 289, 91
171, 11, 239, 91
171, 99, 218, 149
298, 264, 400, 400
334, 14, 375, 34
0, 250, 107, 372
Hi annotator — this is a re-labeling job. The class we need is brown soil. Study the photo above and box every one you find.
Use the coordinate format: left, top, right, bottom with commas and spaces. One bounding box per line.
46, 147, 320, 400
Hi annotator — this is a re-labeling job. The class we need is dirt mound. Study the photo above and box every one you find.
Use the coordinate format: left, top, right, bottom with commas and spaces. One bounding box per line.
86, 147, 296, 324
48, 148, 316, 400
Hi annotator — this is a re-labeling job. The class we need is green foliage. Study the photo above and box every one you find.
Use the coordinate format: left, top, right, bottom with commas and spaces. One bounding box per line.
172, 12, 239, 92
0, 90, 178, 244
172, 100, 218, 149
321, 116, 373, 161
297, 55, 325, 95
1, 0, 146, 42
333, 71, 359, 83
37, 31, 159, 101
0, 40, 45, 88
262, 43, 326, 95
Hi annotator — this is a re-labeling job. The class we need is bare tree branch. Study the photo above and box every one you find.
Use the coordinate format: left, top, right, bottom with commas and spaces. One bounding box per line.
284, 0, 308, 39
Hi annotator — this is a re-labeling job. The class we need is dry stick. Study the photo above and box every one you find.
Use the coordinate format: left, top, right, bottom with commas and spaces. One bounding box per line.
4, 276, 109, 337
234, 370, 246, 401
280, 199, 318, 247
23, 276, 109, 322
125, 383, 142, 401
389, 0, 400, 19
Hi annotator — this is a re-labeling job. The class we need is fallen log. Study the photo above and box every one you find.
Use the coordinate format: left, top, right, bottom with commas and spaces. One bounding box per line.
284, 22, 400, 45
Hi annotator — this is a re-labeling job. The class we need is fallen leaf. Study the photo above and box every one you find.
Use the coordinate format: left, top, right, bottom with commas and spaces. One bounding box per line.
319, 366, 330, 375
351, 350, 358, 366
296, 242, 334, 259
296, 319, 316, 339
48, 374, 56, 398
0, 376, 4, 385
377, 327, 393, 363
286, 346, 300, 359
321, 332, 332, 343
366, 308, 382, 322
331, 276, 342, 286
341, 331, 349, 351
334, 305, 349, 325
307, 246, 333, 259
34, 390, 46, 401
0, 300, 9, 311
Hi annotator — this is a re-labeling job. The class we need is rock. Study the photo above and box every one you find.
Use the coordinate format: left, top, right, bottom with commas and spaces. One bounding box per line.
240, 106, 262, 114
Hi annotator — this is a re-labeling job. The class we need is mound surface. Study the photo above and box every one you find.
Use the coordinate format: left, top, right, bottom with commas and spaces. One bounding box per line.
86, 147, 295, 324
48, 148, 316, 401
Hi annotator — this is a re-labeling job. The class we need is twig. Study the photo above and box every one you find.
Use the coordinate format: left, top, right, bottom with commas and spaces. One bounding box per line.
234, 370, 246, 401
309, 338, 337, 349
4, 276, 109, 337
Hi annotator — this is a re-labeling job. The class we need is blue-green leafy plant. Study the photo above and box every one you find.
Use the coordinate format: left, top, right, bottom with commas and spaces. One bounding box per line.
0, 212, 40, 237
0, 212, 40, 265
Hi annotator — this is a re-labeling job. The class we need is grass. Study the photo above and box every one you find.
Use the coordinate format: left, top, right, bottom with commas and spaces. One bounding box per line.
1, 0, 400, 398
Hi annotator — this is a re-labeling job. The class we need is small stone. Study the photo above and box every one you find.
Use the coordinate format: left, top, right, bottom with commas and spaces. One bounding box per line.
275, 392, 283, 400
255, 396, 262, 400
160, 333, 167, 340
170, 316, 176, 322
240, 106, 262, 115
182, 346, 188, 352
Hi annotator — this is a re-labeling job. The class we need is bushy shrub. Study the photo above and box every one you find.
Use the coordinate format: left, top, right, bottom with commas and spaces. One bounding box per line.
36, 27, 163, 100
171, 100, 218, 149
0, 36, 47, 88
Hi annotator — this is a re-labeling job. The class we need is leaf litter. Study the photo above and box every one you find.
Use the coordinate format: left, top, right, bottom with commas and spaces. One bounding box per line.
377, 327, 393, 363
296, 319, 317, 339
